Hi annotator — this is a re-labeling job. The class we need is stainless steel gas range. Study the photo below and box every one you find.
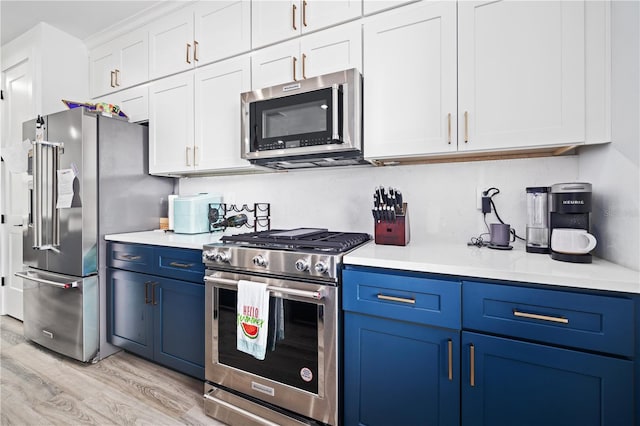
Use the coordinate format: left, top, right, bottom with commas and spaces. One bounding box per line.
202, 228, 370, 426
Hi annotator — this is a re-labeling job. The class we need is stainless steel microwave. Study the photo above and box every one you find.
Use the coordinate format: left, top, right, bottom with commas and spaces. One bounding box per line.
241, 68, 366, 170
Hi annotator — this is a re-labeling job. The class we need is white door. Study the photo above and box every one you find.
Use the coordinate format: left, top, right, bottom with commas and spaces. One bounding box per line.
300, 21, 362, 79
194, 0, 251, 65
149, 7, 195, 80
195, 55, 252, 171
1, 58, 34, 320
252, 0, 300, 49
118, 29, 149, 89
149, 72, 194, 174
363, 1, 457, 160
458, 0, 585, 152
252, 39, 299, 89
302, 0, 361, 33
89, 41, 118, 98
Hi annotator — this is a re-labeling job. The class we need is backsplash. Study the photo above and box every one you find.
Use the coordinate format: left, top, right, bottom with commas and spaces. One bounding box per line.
178, 155, 598, 253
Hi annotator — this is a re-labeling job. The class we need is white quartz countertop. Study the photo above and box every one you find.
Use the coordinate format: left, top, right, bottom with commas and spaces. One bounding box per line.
105, 230, 226, 250
344, 239, 640, 294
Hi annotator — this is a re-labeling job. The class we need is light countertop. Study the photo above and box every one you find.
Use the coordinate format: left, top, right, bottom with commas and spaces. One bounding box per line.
105, 230, 227, 250
344, 239, 640, 294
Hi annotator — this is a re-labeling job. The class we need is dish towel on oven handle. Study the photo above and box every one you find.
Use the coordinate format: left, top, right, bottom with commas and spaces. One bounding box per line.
237, 280, 270, 360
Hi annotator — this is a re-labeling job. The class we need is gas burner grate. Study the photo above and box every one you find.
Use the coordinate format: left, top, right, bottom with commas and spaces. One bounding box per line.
221, 229, 371, 253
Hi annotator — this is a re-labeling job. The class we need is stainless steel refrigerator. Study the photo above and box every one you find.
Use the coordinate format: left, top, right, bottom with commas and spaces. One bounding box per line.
16, 108, 174, 362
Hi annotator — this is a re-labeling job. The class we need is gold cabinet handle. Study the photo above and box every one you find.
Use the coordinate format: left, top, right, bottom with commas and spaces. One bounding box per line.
110, 70, 115, 88
194, 40, 199, 61
377, 294, 415, 304
115, 69, 120, 86
186, 43, 192, 64
470, 343, 475, 387
464, 111, 469, 143
292, 3, 297, 30
194, 146, 199, 166
292, 56, 298, 81
186, 146, 192, 166
303, 0, 308, 27
447, 339, 453, 381
122, 254, 141, 261
447, 113, 452, 144
513, 310, 569, 324
144, 281, 152, 304
302, 53, 307, 79
169, 261, 195, 269
152, 282, 158, 306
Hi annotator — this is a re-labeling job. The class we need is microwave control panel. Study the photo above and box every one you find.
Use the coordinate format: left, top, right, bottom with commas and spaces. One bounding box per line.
258, 136, 341, 151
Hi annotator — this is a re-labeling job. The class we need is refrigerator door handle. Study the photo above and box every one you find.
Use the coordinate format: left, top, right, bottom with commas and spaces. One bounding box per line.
15, 271, 79, 289
32, 140, 63, 249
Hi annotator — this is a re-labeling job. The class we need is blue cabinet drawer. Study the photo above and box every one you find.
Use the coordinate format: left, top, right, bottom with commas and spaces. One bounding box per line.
463, 281, 635, 357
343, 267, 461, 329
155, 247, 205, 284
108, 242, 154, 274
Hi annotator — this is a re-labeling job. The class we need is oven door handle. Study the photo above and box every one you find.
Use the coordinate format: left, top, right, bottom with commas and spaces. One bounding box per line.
204, 275, 325, 301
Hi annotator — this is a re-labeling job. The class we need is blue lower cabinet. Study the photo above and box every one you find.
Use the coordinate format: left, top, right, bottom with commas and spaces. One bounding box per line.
461, 331, 634, 426
344, 312, 460, 426
154, 277, 205, 379
107, 268, 154, 360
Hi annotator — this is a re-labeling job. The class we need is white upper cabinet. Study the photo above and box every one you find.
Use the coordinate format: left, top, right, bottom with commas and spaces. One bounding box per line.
252, 20, 362, 89
252, 0, 361, 49
194, 56, 253, 171
457, 0, 585, 152
363, 0, 417, 16
365, 0, 595, 162
364, 1, 457, 159
98, 84, 150, 123
149, 55, 254, 175
89, 28, 148, 98
149, 1, 251, 80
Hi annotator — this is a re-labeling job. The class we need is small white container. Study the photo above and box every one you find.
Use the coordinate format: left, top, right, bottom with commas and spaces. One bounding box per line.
173, 193, 222, 234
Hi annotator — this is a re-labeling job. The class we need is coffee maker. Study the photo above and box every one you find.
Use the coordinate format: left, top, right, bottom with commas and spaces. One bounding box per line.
549, 182, 593, 263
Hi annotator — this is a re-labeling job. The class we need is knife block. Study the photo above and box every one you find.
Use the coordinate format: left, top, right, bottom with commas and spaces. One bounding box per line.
374, 203, 410, 246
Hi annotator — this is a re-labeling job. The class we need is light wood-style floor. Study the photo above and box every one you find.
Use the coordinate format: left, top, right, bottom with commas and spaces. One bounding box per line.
0, 315, 225, 425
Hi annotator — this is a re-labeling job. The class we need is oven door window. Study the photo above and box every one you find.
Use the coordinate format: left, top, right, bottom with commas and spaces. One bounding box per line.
217, 288, 319, 394
250, 87, 342, 151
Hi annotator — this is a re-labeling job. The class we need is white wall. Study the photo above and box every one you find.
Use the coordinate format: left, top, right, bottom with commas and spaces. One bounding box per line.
577, 0, 639, 271
180, 155, 579, 248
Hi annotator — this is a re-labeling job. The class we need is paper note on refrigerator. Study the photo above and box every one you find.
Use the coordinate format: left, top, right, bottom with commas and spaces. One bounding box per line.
56, 169, 75, 208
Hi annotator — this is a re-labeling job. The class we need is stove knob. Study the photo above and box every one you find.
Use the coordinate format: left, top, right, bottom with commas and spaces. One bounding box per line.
203, 250, 216, 262
295, 259, 309, 272
252, 255, 268, 267
314, 261, 328, 274
215, 251, 231, 263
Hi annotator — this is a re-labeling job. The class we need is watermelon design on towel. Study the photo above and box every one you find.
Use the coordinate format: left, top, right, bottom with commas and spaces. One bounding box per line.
241, 322, 259, 339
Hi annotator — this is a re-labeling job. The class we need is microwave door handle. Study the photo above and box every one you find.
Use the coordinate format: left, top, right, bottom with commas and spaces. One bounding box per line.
332, 84, 339, 140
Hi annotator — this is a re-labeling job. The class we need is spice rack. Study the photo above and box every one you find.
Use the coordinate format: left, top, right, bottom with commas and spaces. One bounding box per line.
209, 203, 271, 232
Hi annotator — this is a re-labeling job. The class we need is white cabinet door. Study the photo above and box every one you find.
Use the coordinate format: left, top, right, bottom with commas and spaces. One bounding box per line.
252, 39, 299, 89
149, 72, 194, 174
300, 20, 362, 79
363, 0, 417, 16
458, 0, 585, 152
302, 0, 361, 32
118, 29, 148, 89
194, 0, 251, 65
89, 42, 119, 98
364, 1, 457, 159
195, 56, 252, 171
149, 7, 195, 80
117, 85, 149, 123
252, 0, 299, 49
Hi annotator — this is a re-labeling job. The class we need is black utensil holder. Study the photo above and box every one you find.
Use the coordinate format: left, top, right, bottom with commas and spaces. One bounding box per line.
374, 203, 410, 246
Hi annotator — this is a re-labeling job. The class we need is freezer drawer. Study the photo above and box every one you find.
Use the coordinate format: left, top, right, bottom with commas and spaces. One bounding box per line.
18, 269, 99, 362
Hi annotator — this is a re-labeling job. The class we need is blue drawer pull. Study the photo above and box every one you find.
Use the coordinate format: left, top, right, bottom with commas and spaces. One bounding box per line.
513, 309, 568, 324
377, 294, 415, 304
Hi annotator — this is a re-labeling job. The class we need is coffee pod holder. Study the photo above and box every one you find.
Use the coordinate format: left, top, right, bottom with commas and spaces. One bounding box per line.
374, 203, 410, 246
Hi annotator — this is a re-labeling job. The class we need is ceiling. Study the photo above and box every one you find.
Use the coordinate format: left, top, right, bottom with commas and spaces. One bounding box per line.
1, 1, 164, 46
